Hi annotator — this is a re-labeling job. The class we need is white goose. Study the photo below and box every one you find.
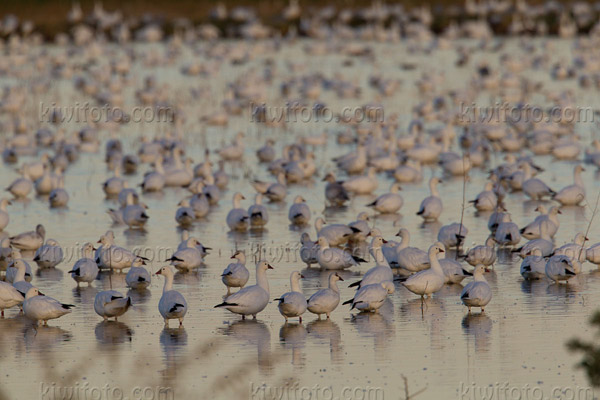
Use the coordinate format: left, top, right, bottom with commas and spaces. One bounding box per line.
520, 248, 546, 280
96, 236, 143, 271
465, 236, 496, 267
545, 255, 576, 283
416, 177, 443, 221
23, 288, 74, 325
349, 237, 393, 290
437, 222, 468, 249
391, 228, 429, 272
438, 245, 473, 284
398, 243, 446, 298
342, 281, 394, 313
226, 192, 249, 231
175, 199, 195, 226
125, 258, 151, 290
515, 220, 554, 258
553, 165, 585, 206
342, 167, 378, 195
314, 217, 356, 247
68, 243, 98, 286
307, 272, 343, 319
6, 171, 33, 198
275, 271, 307, 323
494, 213, 521, 246
460, 265, 492, 313
248, 194, 269, 227
221, 250, 250, 295
94, 290, 132, 321
300, 233, 319, 267
288, 196, 311, 225
33, 239, 64, 268
315, 237, 365, 270
166, 238, 204, 271
366, 183, 403, 214
469, 181, 497, 211
11, 259, 33, 297
553, 232, 587, 264
522, 164, 555, 200
156, 266, 188, 326
520, 206, 560, 239
214, 260, 273, 319
10, 224, 45, 251
0, 281, 24, 316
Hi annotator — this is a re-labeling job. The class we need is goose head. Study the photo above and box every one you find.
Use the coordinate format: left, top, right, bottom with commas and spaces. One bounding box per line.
256, 260, 274, 272
155, 265, 174, 277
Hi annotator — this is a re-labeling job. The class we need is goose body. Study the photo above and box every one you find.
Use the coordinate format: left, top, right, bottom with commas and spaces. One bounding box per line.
215, 260, 272, 318
400, 243, 446, 297
520, 249, 546, 280
23, 288, 74, 325
460, 265, 492, 312
465, 237, 496, 267
94, 290, 132, 320
545, 255, 576, 283
125, 258, 151, 289
343, 281, 394, 312
307, 272, 343, 319
275, 271, 307, 322
33, 239, 64, 268
0, 281, 24, 316
10, 224, 45, 251
288, 196, 311, 225
226, 192, 249, 231
417, 177, 443, 221
315, 237, 364, 270
68, 243, 98, 286
221, 251, 250, 294
156, 266, 188, 326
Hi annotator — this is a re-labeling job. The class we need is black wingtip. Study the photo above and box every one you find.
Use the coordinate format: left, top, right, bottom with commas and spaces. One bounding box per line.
348, 281, 361, 288
342, 299, 353, 306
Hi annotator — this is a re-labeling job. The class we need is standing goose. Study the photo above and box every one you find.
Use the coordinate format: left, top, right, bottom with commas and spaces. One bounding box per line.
522, 163, 555, 200
226, 192, 249, 231
307, 272, 343, 319
437, 222, 468, 249
248, 194, 269, 228
94, 290, 132, 321
10, 224, 45, 251
121, 192, 149, 229
460, 265, 492, 313
221, 250, 250, 295
288, 196, 311, 225
175, 199, 195, 226
166, 238, 204, 271
392, 228, 429, 272
545, 255, 577, 283
0, 281, 24, 316
275, 271, 307, 323
437, 244, 473, 284
315, 237, 365, 270
348, 212, 371, 242
342, 167, 378, 195
11, 259, 33, 297
366, 183, 403, 214
465, 236, 496, 267
96, 237, 144, 272
349, 237, 393, 289
156, 266, 188, 326
68, 242, 99, 287
469, 181, 497, 211
553, 165, 585, 206
300, 233, 319, 267
214, 260, 273, 319
322, 172, 350, 206
398, 243, 446, 298
416, 177, 443, 221
33, 239, 64, 268
520, 248, 546, 280
23, 288, 74, 325
0, 198, 11, 230
494, 213, 521, 247
342, 281, 395, 313
125, 258, 151, 290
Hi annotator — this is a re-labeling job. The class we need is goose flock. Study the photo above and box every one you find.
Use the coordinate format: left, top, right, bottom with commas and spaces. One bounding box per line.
1, 3, 600, 396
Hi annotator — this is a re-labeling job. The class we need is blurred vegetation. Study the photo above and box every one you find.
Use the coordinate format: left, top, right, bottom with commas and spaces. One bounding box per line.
567, 311, 600, 387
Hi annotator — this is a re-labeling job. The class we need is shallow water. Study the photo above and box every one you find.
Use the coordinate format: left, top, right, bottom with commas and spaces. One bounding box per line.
0, 38, 599, 399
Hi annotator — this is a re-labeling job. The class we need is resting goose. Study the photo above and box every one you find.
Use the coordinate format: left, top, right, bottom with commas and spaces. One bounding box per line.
94, 290, 132, 321
460, 265, 492, 313
23, 288, 74, 325
221, 250, 250, 295
307, 272, 343, 319
275, 271, 307, 322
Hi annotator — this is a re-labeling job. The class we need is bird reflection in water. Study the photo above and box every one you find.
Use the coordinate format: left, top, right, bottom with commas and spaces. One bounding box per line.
220, 319, 273, 375
279, 322, 307, 368
95, 321, 134, 345
306, 319, 343, 364
462, 313, 492, 353
72, 285, 98, 305
160, 326, 188, 381
349, 299, 395, 361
